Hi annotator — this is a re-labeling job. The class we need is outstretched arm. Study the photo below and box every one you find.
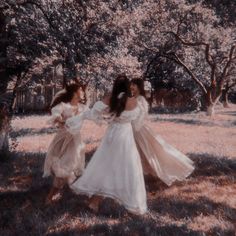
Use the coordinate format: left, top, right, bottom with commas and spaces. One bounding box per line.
66, 100, 109, 135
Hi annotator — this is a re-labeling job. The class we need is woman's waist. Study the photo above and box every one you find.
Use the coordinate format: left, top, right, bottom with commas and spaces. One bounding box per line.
109, 121, 132, 127
107, 122, 132, 136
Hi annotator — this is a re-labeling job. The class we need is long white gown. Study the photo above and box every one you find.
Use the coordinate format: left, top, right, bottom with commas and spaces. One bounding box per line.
43, 102, 86, 185
66, 101, 147, 215
132, 96, 194, 186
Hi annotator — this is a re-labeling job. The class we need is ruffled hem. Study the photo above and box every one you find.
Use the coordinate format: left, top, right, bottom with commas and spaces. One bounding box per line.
43, 130, 85, 181
163, 166, 195, 186
43, 168, 82, 184
134, 125, 195, 187
70, 185, 147, 215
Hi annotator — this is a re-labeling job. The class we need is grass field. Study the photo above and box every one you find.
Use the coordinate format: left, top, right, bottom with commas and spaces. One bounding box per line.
0, 104, 236, 236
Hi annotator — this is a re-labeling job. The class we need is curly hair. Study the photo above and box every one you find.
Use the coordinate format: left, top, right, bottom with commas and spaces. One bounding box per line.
50, 83, 87, 110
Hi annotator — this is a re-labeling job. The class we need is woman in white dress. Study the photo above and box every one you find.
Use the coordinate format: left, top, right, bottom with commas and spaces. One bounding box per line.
67, 76, 147, 215
130, 78, 194, 186
43, 83, 87, 203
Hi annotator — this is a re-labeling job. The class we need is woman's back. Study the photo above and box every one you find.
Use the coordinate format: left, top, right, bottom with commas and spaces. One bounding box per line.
103, 96, 139, 123
125, 97, 137, 111
103, 95, 137, 111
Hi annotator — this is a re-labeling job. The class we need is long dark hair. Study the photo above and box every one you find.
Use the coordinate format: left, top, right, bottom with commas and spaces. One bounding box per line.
109, 75, 131, 117
131, 78, 146, 98
50, 83, 86, 110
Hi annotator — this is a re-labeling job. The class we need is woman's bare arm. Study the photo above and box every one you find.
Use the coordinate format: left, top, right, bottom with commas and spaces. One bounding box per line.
125, 97, 137, 111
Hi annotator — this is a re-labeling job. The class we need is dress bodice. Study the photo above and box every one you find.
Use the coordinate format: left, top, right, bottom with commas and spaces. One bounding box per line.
80, 101, 140, 124
112, 106, 141, 124
66, 100, 140, 135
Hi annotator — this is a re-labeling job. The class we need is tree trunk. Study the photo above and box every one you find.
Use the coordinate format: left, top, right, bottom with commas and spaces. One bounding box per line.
10, 72, 23, 112
222, 89, 230, 108
206, 104, 215, 116
0, 130, 9, 153
0, 103, 10, 156
149, 89, 154, 110
0, 11, 10, 154
204, 89, 215, 116
62, 61, 77, 87
62, 62, 67, 88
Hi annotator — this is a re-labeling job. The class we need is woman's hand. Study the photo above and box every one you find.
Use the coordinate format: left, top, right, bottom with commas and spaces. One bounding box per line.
54, 117, 65, 128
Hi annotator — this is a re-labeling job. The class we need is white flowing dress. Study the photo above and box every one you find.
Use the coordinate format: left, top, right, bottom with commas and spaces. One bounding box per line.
132, 96, 195, 186
43, 102, 86, 185
67, 101, 147, 215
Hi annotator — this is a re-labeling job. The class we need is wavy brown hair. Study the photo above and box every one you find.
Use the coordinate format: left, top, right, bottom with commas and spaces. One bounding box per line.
130, 78, 146, 98
109, 75, 131, 117
50, 83, 87, 110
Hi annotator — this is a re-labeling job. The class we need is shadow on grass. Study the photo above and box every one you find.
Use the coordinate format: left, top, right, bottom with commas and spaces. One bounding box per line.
149, 196, 236, 221
154, 117, 214, 126
188, 153, 236, 177
48, 220, 205, 236
0, 151, 236, 235
152, 116, 235, 128
0, 151, 46, 182
10, 127, 57, 138
218, 110, 236, 116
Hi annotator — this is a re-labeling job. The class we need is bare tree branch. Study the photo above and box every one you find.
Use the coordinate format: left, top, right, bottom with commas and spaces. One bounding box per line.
163, 52, 208, 94
139, 40, 208, 94
164, 31, 215, 68
219, 45, 236, 87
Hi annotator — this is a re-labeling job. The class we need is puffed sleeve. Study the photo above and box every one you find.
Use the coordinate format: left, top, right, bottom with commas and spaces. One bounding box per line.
86, 101, 109, 123
66, 101, 109, 135
132, 96, 149, 131
47, 103, 64, 126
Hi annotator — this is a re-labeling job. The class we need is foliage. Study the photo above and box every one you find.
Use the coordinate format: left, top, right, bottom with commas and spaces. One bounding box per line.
0, 0, 235, 113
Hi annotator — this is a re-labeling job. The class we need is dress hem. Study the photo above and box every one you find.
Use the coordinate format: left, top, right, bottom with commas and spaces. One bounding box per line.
162, 166, 195, 186
70, 185, 147, 215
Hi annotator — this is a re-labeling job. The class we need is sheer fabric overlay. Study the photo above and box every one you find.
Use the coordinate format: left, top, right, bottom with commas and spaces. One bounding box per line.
132, 96, 194, 186
43, 102, 86, 185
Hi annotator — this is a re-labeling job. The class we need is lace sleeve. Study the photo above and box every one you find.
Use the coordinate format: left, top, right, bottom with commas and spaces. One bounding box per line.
66, 101, 109, 135
132, 96, 149, 131
86, 101, 109, 122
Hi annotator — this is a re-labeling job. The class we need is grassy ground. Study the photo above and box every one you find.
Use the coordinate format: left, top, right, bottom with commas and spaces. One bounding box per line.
0, 104, 236, 236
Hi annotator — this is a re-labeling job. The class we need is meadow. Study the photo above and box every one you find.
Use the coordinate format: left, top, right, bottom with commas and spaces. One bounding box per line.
0, 105, 236, 236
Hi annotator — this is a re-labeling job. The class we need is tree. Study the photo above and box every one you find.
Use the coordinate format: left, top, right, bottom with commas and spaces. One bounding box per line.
0, 0, 123, 153
221, 79, 236, 108
162, 31, 235, 115
129, 0, 236, 115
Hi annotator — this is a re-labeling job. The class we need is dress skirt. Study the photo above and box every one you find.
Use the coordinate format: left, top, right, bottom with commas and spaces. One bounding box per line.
71, 122, 147, 215
43, 127, 85, 185
134, 125, 194, 186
